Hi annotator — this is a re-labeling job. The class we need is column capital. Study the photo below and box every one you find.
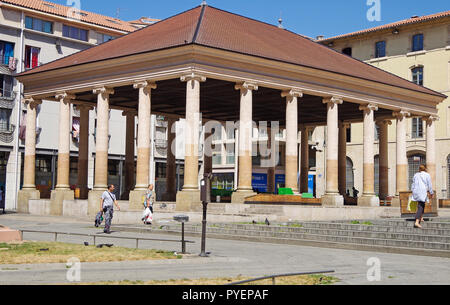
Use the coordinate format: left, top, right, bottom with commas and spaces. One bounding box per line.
392, 110, 410, 120
92, 86, 115, 96
23, 96, 42, 107
55, 92, 76, 102
235, 81, 258, 92
376, 118, 393, 127
424, 115, 439, 125
180, 73, 206, 83
281, 89, 303, 99
359, 103, 378, 113
322, 96, 343, 106
74, 104, 94, 112
122, 110, 138, 117
133, 80, 157, 90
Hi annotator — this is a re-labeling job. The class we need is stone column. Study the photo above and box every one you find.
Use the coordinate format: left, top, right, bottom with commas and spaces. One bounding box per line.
129, 81, 156, 210
338, 122, 349, 197
231, 81, 258, 204
322, 97, 344, 206
377, 119, 392, 201
163, 117, 177, 201
176, 73, 206, 211
122, 110, 137, 200
300, 126, 309, 194
358, 104, 379, 206
50, 92, 76, 215
282, 89, 302, 194
17, 97, 41, 213
266, 127, 276, 194
88, 87, 114, 215
392, 110, 410, 207
426, 116, 438, 191
77, 105, 93, 200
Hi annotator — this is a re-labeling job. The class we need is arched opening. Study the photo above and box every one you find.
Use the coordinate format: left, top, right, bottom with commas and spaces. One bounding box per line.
408, 153, 426, 190
346, 157, 354, 196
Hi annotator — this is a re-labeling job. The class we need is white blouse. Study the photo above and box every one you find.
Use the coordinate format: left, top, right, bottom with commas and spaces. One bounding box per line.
411, 171, 433, 203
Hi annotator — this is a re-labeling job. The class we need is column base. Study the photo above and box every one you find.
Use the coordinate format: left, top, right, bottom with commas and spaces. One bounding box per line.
17, 189, 41, 213
88, 190, 106, 216
161, 192, 177, 202
176, 190, 201, 212
129, 189, 147, 211
50, 189, 74, 216
321, 193, 344, 207
231, 190, 256, 204
391, 196, 401, 207
358, 195, 380, 207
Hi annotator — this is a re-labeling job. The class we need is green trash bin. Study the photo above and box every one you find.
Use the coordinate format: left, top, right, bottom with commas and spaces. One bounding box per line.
278, 188, 294, 195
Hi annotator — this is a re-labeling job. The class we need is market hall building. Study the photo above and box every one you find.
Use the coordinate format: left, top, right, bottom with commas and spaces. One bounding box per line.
15, 5, 446, 216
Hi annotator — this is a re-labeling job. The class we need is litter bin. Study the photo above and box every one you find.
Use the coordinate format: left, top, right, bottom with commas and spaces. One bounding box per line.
74, 188, 81, 199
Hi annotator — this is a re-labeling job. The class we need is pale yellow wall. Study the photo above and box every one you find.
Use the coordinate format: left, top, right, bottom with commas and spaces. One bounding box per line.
326, 19, 450, 198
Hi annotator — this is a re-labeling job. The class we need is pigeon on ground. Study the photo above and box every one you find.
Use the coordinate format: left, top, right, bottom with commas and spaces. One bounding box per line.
265, 218, 270, 226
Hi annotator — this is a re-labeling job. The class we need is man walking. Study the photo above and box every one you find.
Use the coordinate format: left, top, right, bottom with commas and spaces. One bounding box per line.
100, 185, 120, 234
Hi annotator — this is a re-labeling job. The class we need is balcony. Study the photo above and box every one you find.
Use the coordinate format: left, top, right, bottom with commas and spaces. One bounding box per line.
0, 123, 15, 143
0, 55, 17, 71
0, 88, 15, 105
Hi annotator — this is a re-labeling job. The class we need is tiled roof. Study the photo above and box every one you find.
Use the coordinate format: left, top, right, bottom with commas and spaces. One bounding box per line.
1, 0, 137, 32
18, 5, 444, 97
320, 10, 450, 42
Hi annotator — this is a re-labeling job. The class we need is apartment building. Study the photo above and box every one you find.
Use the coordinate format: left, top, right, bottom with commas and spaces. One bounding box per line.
0, 0, 168, 210
318, 11, 450, 199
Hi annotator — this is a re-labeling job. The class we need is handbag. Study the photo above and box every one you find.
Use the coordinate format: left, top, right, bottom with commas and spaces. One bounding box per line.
407, 195, 418, 212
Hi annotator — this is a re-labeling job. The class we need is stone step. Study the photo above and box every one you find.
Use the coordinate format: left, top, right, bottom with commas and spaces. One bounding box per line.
153, 226, 450, 251
154, 224, 450, 244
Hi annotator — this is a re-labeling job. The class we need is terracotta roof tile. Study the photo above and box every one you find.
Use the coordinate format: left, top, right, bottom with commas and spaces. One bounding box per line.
18, 5, 444, 98
320, 10, 450, 42
1, 0, 137, 32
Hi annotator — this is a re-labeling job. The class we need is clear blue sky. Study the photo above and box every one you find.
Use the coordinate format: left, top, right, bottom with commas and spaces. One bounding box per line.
53, 0, 449, 38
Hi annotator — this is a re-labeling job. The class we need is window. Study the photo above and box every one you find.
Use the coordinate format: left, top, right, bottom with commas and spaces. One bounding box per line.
375, 124, 380, 141
346, 126, 351, 143
0, 41, 14, 65
25, 46, 40, 70
0, 109, 12, 132
374, 155, 380, 196
0, 74, 13, 98
63, 25, 88, 41
25, 16, 53, 34
412, 67, 423, 86
412, 118, 423, 138
102, 34, 114, 43
412, 34, 424, 52
447, 155, 450, 199
375, 41, 386, 58
342, 47, 352, 56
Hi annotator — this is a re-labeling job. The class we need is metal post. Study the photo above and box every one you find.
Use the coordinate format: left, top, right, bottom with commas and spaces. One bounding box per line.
181, 222, 186, 254
199, 174, 210, 257
136, 238, 139, 249
54, 232, 57, 242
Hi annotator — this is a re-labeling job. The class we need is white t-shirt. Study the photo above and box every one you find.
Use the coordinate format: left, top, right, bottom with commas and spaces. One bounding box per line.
101, 191, 116, 208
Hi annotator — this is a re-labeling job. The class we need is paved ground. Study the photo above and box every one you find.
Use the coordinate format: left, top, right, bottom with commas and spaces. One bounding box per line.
1, 213, 450, 285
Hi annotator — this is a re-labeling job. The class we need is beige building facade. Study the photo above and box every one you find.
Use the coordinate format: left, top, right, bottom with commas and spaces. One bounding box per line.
319, 11, 450, 200
0, 0, 165, 210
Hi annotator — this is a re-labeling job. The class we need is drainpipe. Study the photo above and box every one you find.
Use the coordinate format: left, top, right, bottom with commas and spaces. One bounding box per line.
13, 11, 25, 210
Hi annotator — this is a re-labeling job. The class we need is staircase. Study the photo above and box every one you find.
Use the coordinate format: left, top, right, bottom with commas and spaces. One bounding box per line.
114, 218, 450, 258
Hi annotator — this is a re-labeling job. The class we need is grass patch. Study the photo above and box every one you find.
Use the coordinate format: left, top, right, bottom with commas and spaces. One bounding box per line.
0, 241, 180, 265
350, 221, 373, 226
77, 274, 338, 285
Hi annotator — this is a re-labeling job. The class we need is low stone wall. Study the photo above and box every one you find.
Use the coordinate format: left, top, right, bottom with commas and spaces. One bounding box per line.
28, 199, 51, 216
24, 199, 402, 224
